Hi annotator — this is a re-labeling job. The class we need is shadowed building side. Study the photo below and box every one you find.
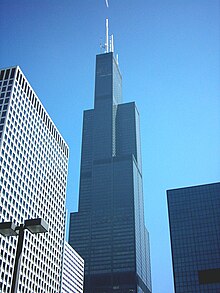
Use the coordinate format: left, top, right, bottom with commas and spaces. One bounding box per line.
167, 182, 220, 293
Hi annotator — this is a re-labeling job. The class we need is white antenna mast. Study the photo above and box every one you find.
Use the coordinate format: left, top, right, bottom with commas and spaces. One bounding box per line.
110, 34, 114, 52
105, 18, 109, 53
103, 1, 116, 56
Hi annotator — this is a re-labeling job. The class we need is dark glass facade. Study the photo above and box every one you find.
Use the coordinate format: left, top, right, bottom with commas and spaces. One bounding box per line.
69, 52, 151, 293
167, 182, 220, 293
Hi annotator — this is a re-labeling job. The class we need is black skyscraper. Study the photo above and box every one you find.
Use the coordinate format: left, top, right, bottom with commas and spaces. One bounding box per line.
167, 182, 220, 292
69, 34, 151, 293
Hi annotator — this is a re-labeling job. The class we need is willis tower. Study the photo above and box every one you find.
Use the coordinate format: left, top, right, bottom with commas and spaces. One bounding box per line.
69, 19, 152, 293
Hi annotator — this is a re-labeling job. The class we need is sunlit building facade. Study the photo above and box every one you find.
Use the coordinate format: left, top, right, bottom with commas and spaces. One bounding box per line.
167, 182, 220, 293
0, 66, 69, 293
60, 241, 84, 293
69, 51, 152, 293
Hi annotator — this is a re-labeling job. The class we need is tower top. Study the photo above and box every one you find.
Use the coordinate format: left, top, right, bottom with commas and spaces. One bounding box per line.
104, 18, 114, 54
105, 18, 109, 53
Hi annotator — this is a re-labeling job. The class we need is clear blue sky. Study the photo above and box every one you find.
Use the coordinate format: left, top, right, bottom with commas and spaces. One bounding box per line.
1, 1, 219, 292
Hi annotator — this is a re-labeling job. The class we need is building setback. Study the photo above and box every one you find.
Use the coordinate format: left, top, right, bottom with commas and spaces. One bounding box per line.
60, 241, 84, 293
167, 182, 220, 293
0, 66, 69, 293
69, 27, 152, 293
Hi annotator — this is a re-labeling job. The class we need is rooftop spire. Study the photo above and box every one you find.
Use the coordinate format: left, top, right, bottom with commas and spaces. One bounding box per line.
104, 18, 114, 53
101, 2, 116, 55
105, 18, 109, 53
110, 34, 114, 52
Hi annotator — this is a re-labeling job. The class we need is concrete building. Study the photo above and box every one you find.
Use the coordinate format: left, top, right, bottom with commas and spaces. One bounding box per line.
0, 66, 69, 293
60, 241, 84, 293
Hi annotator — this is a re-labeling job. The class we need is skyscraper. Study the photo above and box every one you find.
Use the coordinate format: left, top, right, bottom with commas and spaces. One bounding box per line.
60, 241, 84, 293
0, 66, 69, 292
69, 21, 151, 293
167, 182, 220, 293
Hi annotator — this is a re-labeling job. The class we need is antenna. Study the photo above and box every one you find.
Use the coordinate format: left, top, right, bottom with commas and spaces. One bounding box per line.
105, 18, 109, 53
110, 34, 114, 52
100, 40, 103, 53
116, 54, 119, 65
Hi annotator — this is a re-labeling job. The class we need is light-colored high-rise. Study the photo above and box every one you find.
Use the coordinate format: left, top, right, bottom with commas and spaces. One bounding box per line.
0, 66, 69, 293
60, 241, 84, 293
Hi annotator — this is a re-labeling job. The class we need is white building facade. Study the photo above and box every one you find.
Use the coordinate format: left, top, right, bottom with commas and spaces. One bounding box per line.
0, 66, 69, 293
61, 241, 84, 293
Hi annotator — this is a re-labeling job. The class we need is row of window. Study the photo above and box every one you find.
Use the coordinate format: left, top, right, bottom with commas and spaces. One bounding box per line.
0, 67, 69, 157
10, 88, 68, 174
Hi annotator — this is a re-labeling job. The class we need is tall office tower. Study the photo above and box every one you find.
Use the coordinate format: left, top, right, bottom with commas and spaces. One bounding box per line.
0, 66, 69, 293
167, 182, 220, 293
69, 21, 151, 293
60, 241, 84, 293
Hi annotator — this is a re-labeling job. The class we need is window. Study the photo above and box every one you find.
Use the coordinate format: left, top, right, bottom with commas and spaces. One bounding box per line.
5, 69, 10, 79
0, 70, 4, 80
10, 68, 15, 79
